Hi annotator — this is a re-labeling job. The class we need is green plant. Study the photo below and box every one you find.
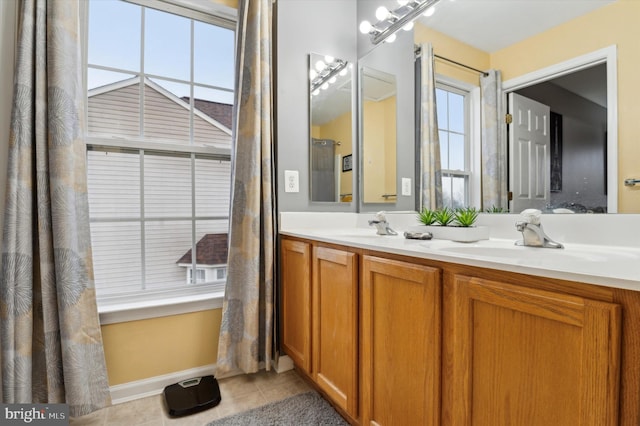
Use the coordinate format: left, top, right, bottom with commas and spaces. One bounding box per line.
485, 205, 509, 213
433, 207, 455, 226
454, 207, 479, 227
417, 208, 437, 225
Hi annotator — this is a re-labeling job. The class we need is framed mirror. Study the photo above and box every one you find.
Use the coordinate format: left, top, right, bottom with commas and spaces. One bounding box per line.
357, 22, 415, 211
309, 52, 354, 203
360, 66, 397, 203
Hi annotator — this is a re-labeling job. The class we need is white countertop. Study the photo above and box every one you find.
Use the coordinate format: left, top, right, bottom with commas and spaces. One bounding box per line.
280, 213, 640, 292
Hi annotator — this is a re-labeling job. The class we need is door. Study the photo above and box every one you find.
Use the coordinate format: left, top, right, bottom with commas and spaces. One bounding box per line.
509, 92, 551, 213
281, 239, 312, 373
448, 274, 621, 425
312, 246, 358, 418
361, 256, 441, 426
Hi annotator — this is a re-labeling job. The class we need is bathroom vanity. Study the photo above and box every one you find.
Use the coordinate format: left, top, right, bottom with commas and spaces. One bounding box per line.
279, 214, 640, 426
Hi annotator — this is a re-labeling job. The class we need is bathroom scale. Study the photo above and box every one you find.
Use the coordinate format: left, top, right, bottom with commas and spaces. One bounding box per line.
163, 375, 221, 417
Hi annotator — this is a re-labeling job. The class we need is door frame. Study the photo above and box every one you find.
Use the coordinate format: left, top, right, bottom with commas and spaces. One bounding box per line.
501, 45, 618, 213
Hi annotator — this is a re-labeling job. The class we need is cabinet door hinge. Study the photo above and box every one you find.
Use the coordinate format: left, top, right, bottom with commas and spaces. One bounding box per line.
505, 113, 513, 124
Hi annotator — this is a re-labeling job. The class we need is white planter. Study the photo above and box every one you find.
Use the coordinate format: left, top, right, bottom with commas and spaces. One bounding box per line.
408, 225, 490, 243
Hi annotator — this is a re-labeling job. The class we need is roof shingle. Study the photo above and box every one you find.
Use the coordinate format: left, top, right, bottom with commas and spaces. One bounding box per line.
177, 233, 228, 265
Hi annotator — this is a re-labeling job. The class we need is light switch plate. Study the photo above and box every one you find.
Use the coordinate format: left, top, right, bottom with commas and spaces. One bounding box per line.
284, 170, 299, 193
401, 178, 411, 196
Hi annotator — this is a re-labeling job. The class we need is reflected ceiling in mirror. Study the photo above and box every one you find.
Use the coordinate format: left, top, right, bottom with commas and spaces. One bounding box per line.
309, 52, 354, 203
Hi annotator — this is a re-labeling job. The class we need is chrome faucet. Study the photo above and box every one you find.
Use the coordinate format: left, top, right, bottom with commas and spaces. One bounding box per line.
515, 209, 563, 248
368, 211, 398, 236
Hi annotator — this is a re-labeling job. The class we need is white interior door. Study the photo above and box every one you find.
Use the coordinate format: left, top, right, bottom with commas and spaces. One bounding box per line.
508, 93, 551, 213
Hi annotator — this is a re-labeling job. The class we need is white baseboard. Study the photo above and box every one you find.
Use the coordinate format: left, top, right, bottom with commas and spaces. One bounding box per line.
109, 364, 217, 405
273, 355, 294, 373
110, 358, 294, 405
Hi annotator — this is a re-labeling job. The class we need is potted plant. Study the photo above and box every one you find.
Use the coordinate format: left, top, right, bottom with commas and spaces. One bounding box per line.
414, 207, 489, 242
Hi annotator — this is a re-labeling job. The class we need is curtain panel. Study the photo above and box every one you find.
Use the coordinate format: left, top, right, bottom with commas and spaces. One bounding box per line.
216, 0, 276, 375
0, 0, 110, 417
419, 43, 443, 210
480, 69, 507, 210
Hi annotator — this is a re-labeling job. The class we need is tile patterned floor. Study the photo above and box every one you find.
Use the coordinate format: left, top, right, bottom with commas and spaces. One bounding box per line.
70, 369, 312, 426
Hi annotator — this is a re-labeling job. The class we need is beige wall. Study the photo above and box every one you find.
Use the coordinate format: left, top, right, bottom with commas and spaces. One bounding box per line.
102, 309, 222, 385
362, 97, 397, 203
414, 23, 490, 86
415, 0, 640, 212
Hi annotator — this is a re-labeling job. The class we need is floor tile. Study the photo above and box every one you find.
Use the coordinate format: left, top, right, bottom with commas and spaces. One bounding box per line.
69, 369, 308, 425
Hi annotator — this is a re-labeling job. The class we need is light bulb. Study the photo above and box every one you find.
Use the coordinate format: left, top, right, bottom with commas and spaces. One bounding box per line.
315, 60, 326, 72
403, 21, 414, 31
309, 69, 317, 80
359, 20, 372, 34
397, 0, 409, 5
375, 6, 389, 21
321, 82, 329, 90
312, 89, 320, 96
329, 76, 337, 84
386, 33, 397, 43
339, 68, 348, 76
324, 55, 334, 64
423, 6, 436, 17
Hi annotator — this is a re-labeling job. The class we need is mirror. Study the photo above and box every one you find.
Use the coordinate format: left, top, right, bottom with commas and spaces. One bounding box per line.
411, 0, 630, 212
309, 52, 354, 203
370, 0, 632, 213
361, 66, 397, 203
357, 24, 415, 211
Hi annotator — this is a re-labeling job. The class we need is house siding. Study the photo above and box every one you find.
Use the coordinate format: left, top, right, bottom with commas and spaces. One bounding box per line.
87, 81, 231, 299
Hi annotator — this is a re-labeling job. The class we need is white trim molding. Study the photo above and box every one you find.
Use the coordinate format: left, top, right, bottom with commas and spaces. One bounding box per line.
110, 364, 217, 405
99, 292, 224, 325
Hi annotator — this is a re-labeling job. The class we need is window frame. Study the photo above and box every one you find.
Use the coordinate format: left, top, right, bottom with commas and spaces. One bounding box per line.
82, 0, 237, 322
435, 74, 482, 209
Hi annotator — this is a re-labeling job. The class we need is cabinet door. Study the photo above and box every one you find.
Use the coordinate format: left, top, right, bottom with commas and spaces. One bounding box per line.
313, 246, 358, 418
361, 255, 441, 426
449, 275, 621, 426
281, 239, 311, 373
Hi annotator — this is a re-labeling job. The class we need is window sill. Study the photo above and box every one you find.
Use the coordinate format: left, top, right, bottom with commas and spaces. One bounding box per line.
98, 291, 225, 325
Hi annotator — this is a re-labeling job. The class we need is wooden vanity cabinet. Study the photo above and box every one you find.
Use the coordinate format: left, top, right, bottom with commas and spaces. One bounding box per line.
312, 246, 359, 418
445, 273, 621, 426
281, 239, 312, 373
360, 255, 441, 426
281, 235, 626, 425
281, 238, 359, 420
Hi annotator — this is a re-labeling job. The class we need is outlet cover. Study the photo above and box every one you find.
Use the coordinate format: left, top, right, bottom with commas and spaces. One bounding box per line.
401, 178, 411, 196
284, 170, 299, 193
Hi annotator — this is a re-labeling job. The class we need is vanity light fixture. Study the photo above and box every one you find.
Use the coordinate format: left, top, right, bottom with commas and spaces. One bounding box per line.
360, 0, 441, 45
310, 58, 349, 94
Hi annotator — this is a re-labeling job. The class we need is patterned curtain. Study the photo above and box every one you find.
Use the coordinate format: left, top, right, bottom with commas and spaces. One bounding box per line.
480, 70, 507, 210
216, 0, 275, 375
0, 0, 111, 417
420, 43, 443, 210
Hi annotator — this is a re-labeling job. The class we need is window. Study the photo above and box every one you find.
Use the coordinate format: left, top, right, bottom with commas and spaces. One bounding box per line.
85, 0, 235, 307
216, 268, 227, 281
188, 268, 206, 284
436, 82, 472, 209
